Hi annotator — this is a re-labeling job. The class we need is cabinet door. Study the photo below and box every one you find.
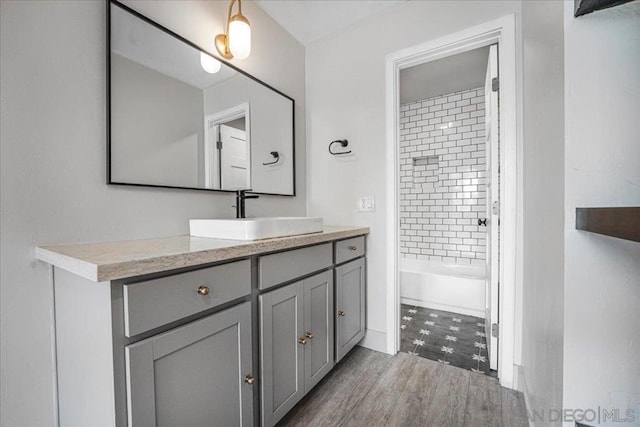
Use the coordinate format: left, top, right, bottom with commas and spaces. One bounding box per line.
335, 257, 366, 362
125, 302, 253, 427
260, 282, 305, 427
303, 271, 334, 393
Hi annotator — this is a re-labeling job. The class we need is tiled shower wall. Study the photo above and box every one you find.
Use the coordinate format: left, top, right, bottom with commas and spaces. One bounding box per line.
399, 87, 487, 264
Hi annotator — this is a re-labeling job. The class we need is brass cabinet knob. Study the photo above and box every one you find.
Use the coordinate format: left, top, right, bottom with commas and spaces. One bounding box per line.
244, 375, 255, 385
338, 310, 346, 317
197, 286, 210, 296
348, 246, 358, 251
298, 337, 307, 345
306, 332, 315, 340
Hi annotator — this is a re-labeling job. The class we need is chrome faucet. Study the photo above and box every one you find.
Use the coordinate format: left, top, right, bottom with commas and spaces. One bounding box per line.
235, 190, 259, 219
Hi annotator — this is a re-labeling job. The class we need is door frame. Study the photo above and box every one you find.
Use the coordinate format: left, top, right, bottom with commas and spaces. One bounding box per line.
384, 15, 521, 388
204, 103, 251, 189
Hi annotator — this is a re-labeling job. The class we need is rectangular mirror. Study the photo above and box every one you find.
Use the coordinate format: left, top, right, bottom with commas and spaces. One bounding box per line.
108, 0, 295, 195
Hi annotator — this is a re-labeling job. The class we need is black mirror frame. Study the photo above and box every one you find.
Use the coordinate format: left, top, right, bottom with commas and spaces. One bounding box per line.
106, 0, 296, 197
574, 0, 634, 17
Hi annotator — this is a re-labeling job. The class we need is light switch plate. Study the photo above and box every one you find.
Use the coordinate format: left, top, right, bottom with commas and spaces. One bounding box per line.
358, 196, 375, 213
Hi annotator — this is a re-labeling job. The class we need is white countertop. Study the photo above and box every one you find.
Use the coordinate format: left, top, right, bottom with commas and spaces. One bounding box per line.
36, 226, 369, 282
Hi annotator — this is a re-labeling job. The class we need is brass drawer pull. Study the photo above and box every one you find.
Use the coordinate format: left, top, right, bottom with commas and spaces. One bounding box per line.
306, 332, 315, 340
338, 310, 346, 317
244, 374, 255, 385
197, 286, 210, 296
348, 246, 358, 251
298, 337, 308, 345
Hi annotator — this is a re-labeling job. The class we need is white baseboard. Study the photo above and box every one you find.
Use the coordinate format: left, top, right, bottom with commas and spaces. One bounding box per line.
358, 328, 388, 354
518, 365, 535, 427
512, 364, 521, 390
401, 296, 485, 318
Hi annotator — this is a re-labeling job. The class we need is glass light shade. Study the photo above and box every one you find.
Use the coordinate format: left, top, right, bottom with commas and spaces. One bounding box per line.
200, 52, 221, 74
228, 15, 251, 60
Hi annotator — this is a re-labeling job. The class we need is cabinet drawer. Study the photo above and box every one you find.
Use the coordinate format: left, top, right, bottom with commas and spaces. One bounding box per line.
259, 243, 332, 291
335, 236, 365, 265
123, 259, 251, 337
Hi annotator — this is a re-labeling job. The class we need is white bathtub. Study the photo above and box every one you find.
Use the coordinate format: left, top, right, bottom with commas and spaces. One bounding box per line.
400, 258, 486, 318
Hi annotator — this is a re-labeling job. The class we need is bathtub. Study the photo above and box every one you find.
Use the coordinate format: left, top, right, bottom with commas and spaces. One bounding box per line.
400, 258, 486, 318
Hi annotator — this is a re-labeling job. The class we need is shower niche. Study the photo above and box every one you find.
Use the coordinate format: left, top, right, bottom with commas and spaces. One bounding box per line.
412, 155, 440, 192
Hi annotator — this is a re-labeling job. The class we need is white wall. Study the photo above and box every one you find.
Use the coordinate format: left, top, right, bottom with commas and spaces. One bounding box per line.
520, 1, 565, 425
305, 0, 523, 353
111, 54, 203, 188
563, 2, 640, 426
0, 1, 305, 425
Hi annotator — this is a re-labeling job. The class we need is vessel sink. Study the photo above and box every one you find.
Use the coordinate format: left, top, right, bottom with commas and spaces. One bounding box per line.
189, 217, 324, 240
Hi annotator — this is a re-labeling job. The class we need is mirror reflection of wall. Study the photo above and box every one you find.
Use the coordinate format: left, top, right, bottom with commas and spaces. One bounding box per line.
109, 1, 295, 195
111, 53, 204, 188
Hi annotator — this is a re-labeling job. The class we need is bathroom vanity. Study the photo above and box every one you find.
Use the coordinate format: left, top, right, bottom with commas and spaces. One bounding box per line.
37, 226, 368, 427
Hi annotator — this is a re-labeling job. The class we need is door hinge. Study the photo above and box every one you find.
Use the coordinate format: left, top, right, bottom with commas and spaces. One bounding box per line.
492, 77, 499, 92
216, 140, 222, 150
491, 323, 499, 338
492, 200, 499, 216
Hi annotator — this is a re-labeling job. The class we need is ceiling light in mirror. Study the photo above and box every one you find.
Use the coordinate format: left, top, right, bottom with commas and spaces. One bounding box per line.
200, 52, 221, 74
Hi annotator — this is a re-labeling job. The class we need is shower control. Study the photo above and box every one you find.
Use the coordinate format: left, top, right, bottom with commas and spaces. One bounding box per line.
478, 218, 487, 226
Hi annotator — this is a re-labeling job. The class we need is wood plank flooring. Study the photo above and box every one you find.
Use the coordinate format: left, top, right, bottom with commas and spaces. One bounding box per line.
279, 347, 528, 427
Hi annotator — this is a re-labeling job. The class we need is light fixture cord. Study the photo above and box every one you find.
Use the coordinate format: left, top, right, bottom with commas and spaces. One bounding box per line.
226, 0, 240, 36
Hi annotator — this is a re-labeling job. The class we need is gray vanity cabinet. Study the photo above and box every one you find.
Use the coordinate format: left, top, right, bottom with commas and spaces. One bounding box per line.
39, 228, 368, 427
335, 257, 366, 362
260, 270, 334, 427
125, 302, 254, 427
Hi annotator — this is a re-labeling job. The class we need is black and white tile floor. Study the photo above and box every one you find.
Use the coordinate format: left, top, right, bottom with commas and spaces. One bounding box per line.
400, 304, 496, 377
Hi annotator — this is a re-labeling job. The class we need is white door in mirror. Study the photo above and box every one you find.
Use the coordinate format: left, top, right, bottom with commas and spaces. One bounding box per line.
220, 125, 250, 190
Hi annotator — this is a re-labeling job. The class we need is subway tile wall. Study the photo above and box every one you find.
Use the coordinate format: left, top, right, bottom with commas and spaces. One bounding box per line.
399, 87, 487, 264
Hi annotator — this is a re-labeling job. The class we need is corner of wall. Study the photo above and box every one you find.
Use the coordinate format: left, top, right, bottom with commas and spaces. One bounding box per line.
520, 0, 565, 423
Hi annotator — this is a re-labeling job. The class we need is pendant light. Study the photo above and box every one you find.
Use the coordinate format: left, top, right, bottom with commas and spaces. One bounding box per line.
215, 0, 251, 60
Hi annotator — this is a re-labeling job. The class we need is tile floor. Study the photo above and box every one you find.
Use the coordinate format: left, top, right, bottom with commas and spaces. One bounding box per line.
400, 304, 496, 376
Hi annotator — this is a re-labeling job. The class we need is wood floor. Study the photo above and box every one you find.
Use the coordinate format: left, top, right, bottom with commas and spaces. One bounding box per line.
278, 346, 528, 427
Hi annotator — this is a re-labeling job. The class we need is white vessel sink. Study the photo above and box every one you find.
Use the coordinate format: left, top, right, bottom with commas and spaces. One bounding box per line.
189, 217, 324, 241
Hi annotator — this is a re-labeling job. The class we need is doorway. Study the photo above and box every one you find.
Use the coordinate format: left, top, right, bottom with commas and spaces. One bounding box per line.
385, 16, 520, 388
396, 45, 499, 376
204, 103, 251, 190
